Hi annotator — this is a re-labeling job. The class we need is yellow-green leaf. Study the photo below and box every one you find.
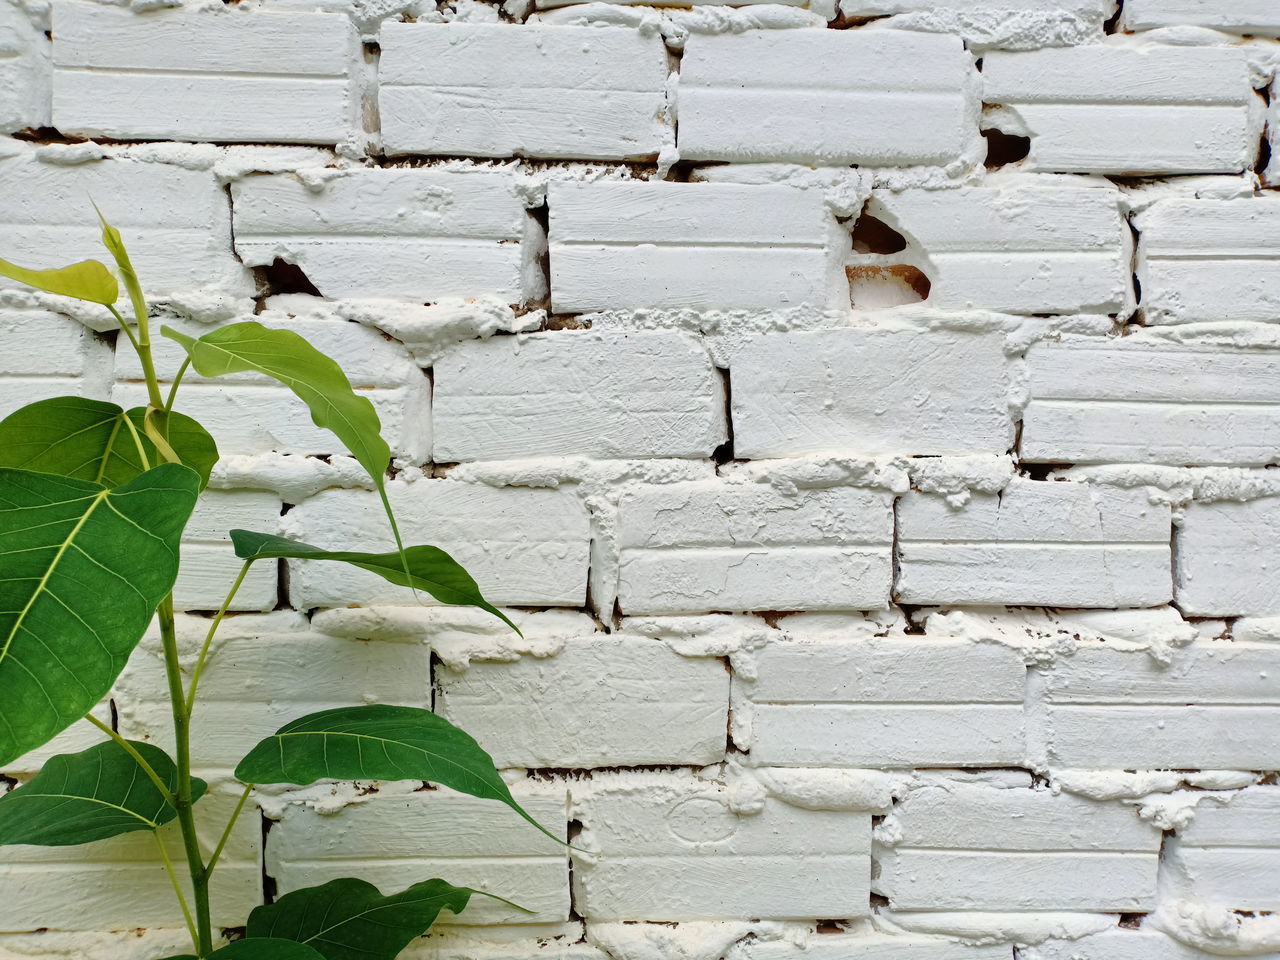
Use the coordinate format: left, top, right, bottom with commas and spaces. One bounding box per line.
0, 257, 118, 305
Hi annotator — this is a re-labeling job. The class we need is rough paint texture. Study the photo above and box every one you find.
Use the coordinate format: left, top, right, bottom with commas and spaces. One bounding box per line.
3, 2, 1280, 959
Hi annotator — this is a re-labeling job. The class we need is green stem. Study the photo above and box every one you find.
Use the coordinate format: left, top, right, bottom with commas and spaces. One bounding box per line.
119, 410, 152, 471
165, 358, 191, 412
157, 595, 214, 957
205, 783, 252, 880
185, 561, 252, 715
108, 304, 141, 354
153, 830, 199, 946
83, 713, 175, 804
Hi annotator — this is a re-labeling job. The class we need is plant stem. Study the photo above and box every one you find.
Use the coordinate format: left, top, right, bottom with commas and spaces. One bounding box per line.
184, 561, 252, 714
153, 830, 199, 945
157, 595, 214, 956
82, 713, 175, 803
165, 358, 191, 412
205, 783, 252, 879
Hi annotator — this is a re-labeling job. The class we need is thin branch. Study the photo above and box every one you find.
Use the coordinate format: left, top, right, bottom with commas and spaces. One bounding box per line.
204, 783, 253, 879
164, 358, 191, 413
185, 561, 253, 714
153, 830, 199, 945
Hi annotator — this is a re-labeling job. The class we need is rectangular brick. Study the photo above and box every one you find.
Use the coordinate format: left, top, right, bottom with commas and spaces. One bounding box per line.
51, 3, 357, 143
266, 787, 568, 924
740, 936, 1010, 960
573, 776, 870, 920
877, 781, 1161, 912
1026, 929, 1277, 960
1023, 339, 1280, 465
285, 481, 591, 608
983, 46, 1255, 174
0, 309, 112, 417
677, 30, 974, 165
867, 180, 1129, 314
745, 637, 1026, 767
116, 612, 430, 770
617, 483, 894, 615
731, 329, 1011, 459
175, 489, 281, 612
232, 168, 540, 303
1136, 197, 1280, 325
547, 180, 839, 312
0, 151, 250, 300
437, 634, 728, 768
1168, 790, 1280, 910
379, 23, 668, 160
897, 479, 1172, 607
433, 330, 723, 461
1123, 0, 1280, 35
0, 1, 49, 132
1177, 497, 1280, 616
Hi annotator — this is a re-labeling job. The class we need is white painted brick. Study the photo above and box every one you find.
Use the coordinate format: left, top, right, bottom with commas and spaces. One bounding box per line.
877, 781, 1161, 912
379, 23, 668, 160
232, 168, 540, 303
739, 935, 1009, 960
616, 482, 894, 615
175, 489, 281, 612
869, 180, 1129, 315
573, 777, 870, 920
547, 180, 840, 312
51, 2, 358, 144
1177, 497, 1280, 617
1136, 197, 1280, 326
0, 151, 250, 300
1123, 0, 1280, 35
0, 778, 260, 930
983, 45, 1255, 175
896, 479, 1172, 608
1025, 928, 1260, 960
1023, 338, 1280, 465
438, 635, 727, 768
0, 1, 49, 132
285, 481, 590, 608
433, 330, 723, 461
117, 612, 430, 770
1042, 641, 1280, 768
838, 1, 1109, 49
730, 329, 1011, 459
745, 636, 1026, 767
677, 30, 975, 165
0, 309, 112, 417
267, 787, 568, 924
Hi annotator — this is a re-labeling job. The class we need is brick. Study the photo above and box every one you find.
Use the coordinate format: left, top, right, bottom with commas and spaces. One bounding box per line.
116, 612, 430, 770
267, 787, 568, 924
1025, 929, 1253, 960
285, 481, 590, 608
437, 635, 728, 768
745, 636, 1026, 767
0, 151, 250, 300
983, 45, 1255, 175
730, 329, 1011, 459
867, 180, 1129, 315
1023, 339, 1280, 465
739, 935, 1010, 960
1136, 197, 1280, 325
877, 781, 1161, 912
231, 168, 541, 303
1177, 497, 1280, 617
573, 776, 870, 920
1165, 788, 1280, 911
0, 309, 112, 417
379, 23, 668, 160
1042, 641, 1280, 768
837, 1, 1109, 48
0, 1, 49, 132
1122, 0, 1280, 35
0, 778, 260, 930
175, 489, 281, 612
896, 479, 1172, 608
51, 2, 358, 144
547, 180, 840, 312
433, 330, 724, 461
616, 483, 894, 615
677, 30, 974, 165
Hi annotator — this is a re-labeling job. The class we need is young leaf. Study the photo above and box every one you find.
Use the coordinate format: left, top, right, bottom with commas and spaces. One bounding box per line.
0, 463, 200, 766
0, 256, 118, 304
229, 530, 515, 631
0, 740, 207, 846
163, 939, 328, 960
0, 397, 218, 489
234, 705, 558, 843
246, 877, 475, 960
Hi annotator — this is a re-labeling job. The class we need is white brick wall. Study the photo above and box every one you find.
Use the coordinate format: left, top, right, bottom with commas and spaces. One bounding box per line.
0, 309, 111, 416
1176, 497, 1280, 616
0, 1, 48, 133
1122, 0, 1280, 36
1166, 788, 1280, 911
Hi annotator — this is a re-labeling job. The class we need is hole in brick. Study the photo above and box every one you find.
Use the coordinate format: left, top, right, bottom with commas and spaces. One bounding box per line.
257, 258, 322, 298
815, 921, 844, 934
220, 927, 247, 944
847, 264, 931, 310
850, 214, 907, 255
1103, 1, 1124, 34
1117, 914, 1146, 929
260, 816, 278, 905
982, 128, 1031, 168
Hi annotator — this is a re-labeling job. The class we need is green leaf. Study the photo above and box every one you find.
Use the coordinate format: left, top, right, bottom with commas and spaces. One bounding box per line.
229, 530, 515, 631
0, 463, 200, 766
94, 204, 148, 325
0, 256, 118, 304
0, 739, 206, 846
0, 397, 218, 489
163, 939, 328, 960
234, 705, 558, 843
246, 877, 475, 960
